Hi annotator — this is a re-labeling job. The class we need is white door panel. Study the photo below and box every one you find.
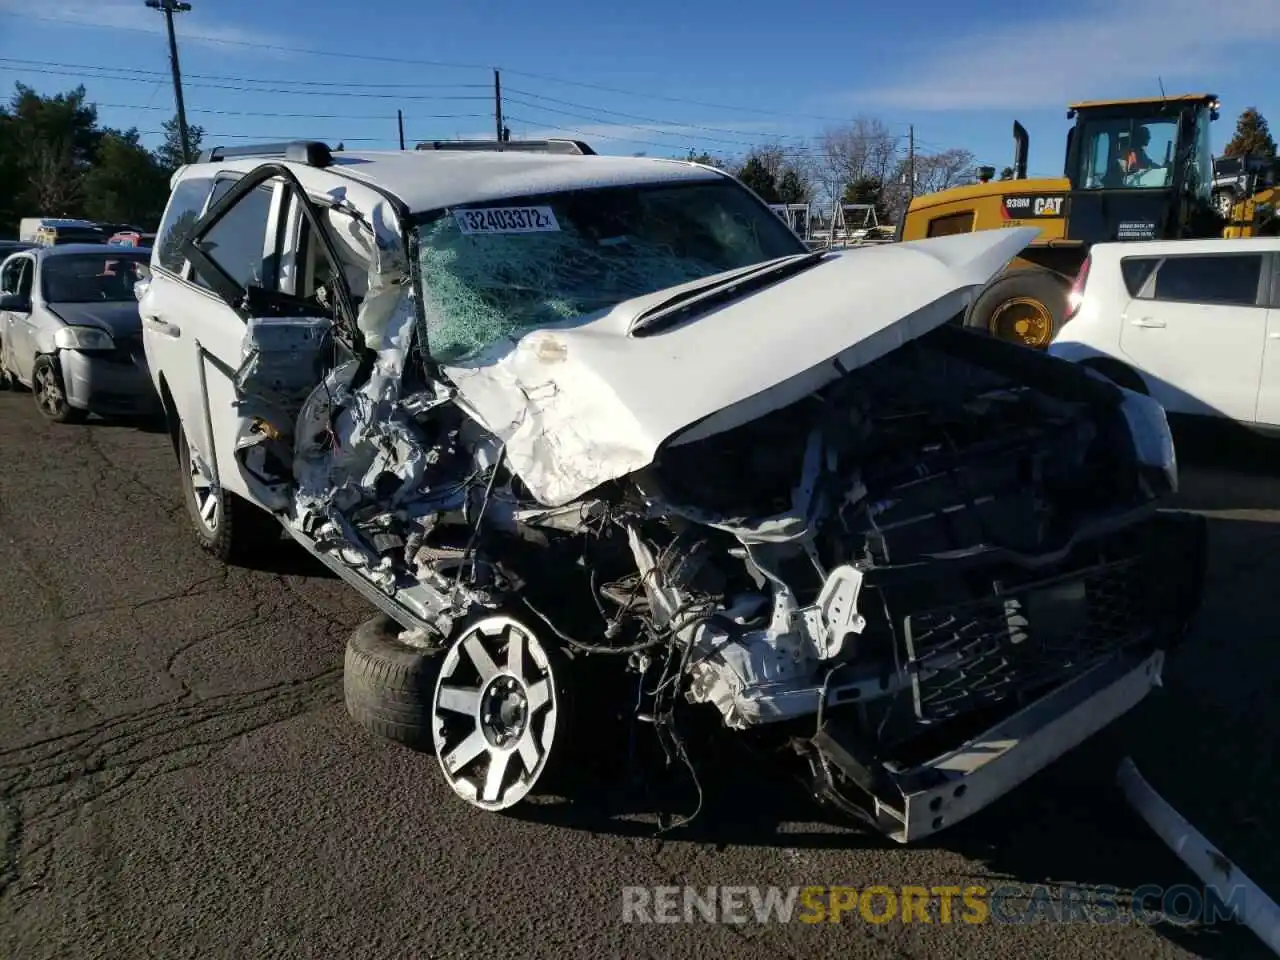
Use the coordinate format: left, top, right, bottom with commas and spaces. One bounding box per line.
1117, 252, 1268, 424
179, 178, 287, 503
1258, 308, 1280, 427
1120, 299, 1265, 421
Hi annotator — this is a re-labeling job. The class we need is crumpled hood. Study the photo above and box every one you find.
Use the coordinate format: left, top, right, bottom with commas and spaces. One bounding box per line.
445, 227, 1040, 508
46, 301, 142, 337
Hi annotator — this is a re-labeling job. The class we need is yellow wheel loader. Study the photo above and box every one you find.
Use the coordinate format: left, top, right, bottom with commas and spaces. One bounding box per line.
898, 95, 1227, 348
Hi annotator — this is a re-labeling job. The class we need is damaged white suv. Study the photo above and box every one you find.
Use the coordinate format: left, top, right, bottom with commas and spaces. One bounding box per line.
138, 138, 1207, 842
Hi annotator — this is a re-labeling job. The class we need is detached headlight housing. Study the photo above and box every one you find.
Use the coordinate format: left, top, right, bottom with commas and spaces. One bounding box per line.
54, 326, 115, 352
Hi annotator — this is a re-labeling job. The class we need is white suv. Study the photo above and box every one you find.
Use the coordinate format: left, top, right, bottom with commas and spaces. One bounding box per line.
137, 138, 1206, 839
1048, 237, 1280, 429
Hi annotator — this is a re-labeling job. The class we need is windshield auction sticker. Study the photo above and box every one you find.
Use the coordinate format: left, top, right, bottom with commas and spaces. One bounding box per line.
454, 206, 560, 234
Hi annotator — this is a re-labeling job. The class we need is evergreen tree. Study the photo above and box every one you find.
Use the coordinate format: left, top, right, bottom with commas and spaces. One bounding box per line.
154, 115, 206, 172
1223, 108, 1276, 159
736, 156, 780, 203
776, 168, 810, 204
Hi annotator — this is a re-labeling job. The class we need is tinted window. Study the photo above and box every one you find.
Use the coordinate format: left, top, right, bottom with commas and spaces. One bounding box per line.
927, 212, 974, 237
1120, 257, 1159, 296
208, 176, 240, 208
1076, 117, 1177, 190
1149, 254, 1263, 306
192, 184, 275, 292
155, 176, 213, 274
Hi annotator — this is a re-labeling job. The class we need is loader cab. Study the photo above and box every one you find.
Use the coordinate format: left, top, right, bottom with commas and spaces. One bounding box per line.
1063, 94, 1219, 243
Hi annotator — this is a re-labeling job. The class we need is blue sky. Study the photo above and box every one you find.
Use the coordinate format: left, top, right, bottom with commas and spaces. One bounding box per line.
1, 0, 1277, 179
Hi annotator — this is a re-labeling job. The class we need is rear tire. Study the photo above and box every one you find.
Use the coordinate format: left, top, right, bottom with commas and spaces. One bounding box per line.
965, 270, 1068, 350
177, 422, 277, 564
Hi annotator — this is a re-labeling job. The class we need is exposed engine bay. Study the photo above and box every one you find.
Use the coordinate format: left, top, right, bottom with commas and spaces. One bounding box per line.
220, 208, 1206, 840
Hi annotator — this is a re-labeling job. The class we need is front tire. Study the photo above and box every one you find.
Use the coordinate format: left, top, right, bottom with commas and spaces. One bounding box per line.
344, 613, 442, 751
177, 423, 276, 563
32, 355, 87, 423
965, 270, 1068, 350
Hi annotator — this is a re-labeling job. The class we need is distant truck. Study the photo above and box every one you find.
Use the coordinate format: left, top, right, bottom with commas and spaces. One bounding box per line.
18, 218, 107, 246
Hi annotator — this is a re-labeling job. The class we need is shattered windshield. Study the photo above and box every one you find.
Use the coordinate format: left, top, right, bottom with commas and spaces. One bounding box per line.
415, 179, 805, 363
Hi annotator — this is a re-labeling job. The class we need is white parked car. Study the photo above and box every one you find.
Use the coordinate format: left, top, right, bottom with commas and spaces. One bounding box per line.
1048, 237, 1280, 429
136, 138, 1206, 841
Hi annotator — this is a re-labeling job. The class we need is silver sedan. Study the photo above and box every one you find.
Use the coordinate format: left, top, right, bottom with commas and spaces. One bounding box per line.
0, 244, 161, 423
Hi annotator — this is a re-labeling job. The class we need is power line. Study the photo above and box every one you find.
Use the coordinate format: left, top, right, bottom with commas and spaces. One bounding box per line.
0, 11, 866, 123
0, 65, 489, 100
502, 97, 765, 149
90, 101, 486, 121
132, 131, 386, 141
501, 115, 688, 153
502, 88, 822, 141
0, 53, 937, 154
0, 57, 490, 89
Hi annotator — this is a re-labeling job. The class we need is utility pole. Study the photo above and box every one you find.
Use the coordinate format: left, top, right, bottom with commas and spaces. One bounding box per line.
397, 110, 405, 150
493, 69, 504, 144
145, 0, 193, 163
907, 124, 916, 201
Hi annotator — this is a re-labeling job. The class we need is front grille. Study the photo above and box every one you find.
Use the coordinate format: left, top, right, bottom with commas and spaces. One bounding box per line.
105, 332, 144, 366
901, 553, 1151, 724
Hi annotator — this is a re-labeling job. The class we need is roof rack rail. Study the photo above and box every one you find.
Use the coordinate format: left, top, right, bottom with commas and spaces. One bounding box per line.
197, 140, 335, 168
414, 138, 595, 156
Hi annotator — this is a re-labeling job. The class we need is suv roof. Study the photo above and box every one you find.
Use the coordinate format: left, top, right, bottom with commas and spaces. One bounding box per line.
1089, 236, 1280, 258
176, 141, 728, 216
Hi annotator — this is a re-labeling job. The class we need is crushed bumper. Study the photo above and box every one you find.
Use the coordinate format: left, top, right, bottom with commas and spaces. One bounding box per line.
806, 509, 1207, 843
60, 341, 160, 416
814, 649, 1163, 843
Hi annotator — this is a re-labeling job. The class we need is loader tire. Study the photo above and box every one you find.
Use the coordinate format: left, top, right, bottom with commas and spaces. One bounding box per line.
965, 270, 1068, 350
344, 613, 443, 751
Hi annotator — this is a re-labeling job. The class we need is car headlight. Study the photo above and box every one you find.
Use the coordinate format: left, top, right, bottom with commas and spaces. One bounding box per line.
54, 326, 115, 351
1118, 390, 1177, 495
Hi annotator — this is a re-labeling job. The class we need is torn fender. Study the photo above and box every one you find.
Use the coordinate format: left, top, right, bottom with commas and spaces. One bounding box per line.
443, 227, 1039, 507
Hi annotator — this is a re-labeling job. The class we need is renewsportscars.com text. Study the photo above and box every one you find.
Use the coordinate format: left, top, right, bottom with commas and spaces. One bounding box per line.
621, 884, 1247, 926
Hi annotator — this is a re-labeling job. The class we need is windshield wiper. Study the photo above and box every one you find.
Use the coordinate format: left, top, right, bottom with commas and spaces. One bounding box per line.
628, 251, 826, 336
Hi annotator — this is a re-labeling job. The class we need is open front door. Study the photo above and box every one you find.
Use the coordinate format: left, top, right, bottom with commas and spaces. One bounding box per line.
175, 164, 362, 509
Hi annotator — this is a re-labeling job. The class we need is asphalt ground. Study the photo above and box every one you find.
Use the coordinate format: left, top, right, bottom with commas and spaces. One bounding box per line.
0, 388, 1277, 960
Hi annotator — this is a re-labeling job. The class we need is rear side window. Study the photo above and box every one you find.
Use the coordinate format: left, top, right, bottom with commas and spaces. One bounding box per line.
191, 184, 276, 292
1120, 257, 1159, 296
1146, 253, 1263, 306
155, 176, 214, 274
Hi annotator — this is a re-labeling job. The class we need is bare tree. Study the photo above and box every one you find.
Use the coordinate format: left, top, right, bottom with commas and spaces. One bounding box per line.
818, 118, 901, 187
913, 147, 978, 194
30, 141, 82, 215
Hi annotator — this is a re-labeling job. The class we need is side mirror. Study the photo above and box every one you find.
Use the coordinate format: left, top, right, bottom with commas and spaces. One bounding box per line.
133, 264, 152, 302
0, 293, 31, 312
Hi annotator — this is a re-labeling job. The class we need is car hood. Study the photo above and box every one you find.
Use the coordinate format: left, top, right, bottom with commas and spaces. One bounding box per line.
46, 301, 142, 336
443, 227, 1039, 507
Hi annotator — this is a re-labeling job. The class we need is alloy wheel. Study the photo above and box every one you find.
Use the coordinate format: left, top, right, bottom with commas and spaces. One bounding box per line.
33, 362, 67, 418
183, 440, 219, 534
431, 616, 561, 811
